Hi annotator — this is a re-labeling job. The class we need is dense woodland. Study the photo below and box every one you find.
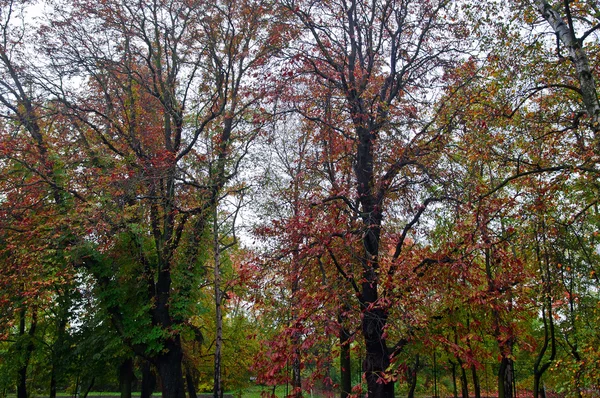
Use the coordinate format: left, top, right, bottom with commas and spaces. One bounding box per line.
0, 0, 599, 397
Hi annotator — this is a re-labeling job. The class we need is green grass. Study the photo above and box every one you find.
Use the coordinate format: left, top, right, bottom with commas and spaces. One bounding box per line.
228, 385, 288, 398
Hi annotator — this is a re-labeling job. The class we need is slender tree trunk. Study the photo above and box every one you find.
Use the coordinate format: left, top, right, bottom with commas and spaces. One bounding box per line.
407, 355, 419, 398
186, 367, 198, 398
213, 208, 224, 398
119, 357, 135, 398
449, 361, 458, 398
81, 376, 95, 398
339, 321, 352, 398
484, 246, 515, 398
17, 308, 37, 398
471, 365, 481, 398
458, 359, 468, 398
50, 362, 57, 398
533, 221, 556, 398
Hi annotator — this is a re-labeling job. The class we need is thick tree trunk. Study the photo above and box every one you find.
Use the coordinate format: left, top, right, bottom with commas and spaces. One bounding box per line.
153, 235, 185, 398
119, 357, 135, 398
156, 336, 185, 398
141, 361, 156, 398
498, 357, 514, 398
50, 312, 68, 398
362, 306, 393, 398
354, 124, 392, 398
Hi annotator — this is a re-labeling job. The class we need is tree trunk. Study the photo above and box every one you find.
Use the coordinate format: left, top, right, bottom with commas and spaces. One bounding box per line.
50, 310, 68, 398
355, 125, 392, 398
17, 308, 37, 398
186, 367, 198, 398
407, 355, 419, 398
119, 357, 135, 398
535, 0, 600, 135
362, 304, 392, 398
471, 365, 481, 398
50, 362, 57, 398
450, 361, 458, 398
82, 377, 95, 398
141, 361, 156, 398
214, 209, 224, 398
339, 322, 352, 398
459, 362, 469, 398
498, 357, 514, 398
533, 224, 556, 398
156, 336, 185, 398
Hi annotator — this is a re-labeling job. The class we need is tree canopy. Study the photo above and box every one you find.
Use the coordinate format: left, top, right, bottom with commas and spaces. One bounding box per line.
0, 1, 599, 398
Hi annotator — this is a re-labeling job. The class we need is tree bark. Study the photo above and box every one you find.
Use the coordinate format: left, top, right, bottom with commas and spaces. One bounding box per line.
186, 367, 199, 398
407, 355, 419, 398
471, 365, 481, 398
141, 361, 156, 398
156, 336, 185, 398
450, 361, 458, 398
458, 360, 469, 398
339, 321, 352, 398
119, 357, 135, 398
17, 308, 37, 398
50, 309, 68, 398
498, 357, 514, 398
535, 0, 600, 134
214, 208, 224, 398
355, 125, 392, 398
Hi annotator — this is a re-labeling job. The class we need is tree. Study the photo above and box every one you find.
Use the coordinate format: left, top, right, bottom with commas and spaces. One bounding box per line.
274, 1, 471, 396
36, 0, 280, 396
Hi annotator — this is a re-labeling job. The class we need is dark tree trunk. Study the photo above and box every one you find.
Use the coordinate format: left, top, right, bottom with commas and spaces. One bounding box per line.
141, 361, 156, 398
471, 365, 481, 398
50, 311, 68, 398
82, 377, 95, 398
362, 305, 393, 398
355, 126, 392, 398
339, 322, 352, 398
50, 363, 57, 398
450, 361, 458, 398
498, 357, 514, 398
407, 355, 419, 398
458, 360, 469, 398
119, 357, 135, 398
186, 367, 198, 398
156, 336, 185, 398
17, 308, 37, 398
153, 245, 185, 398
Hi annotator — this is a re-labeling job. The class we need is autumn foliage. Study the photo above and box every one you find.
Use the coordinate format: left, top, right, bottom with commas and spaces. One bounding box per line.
1, 1, 600, 398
